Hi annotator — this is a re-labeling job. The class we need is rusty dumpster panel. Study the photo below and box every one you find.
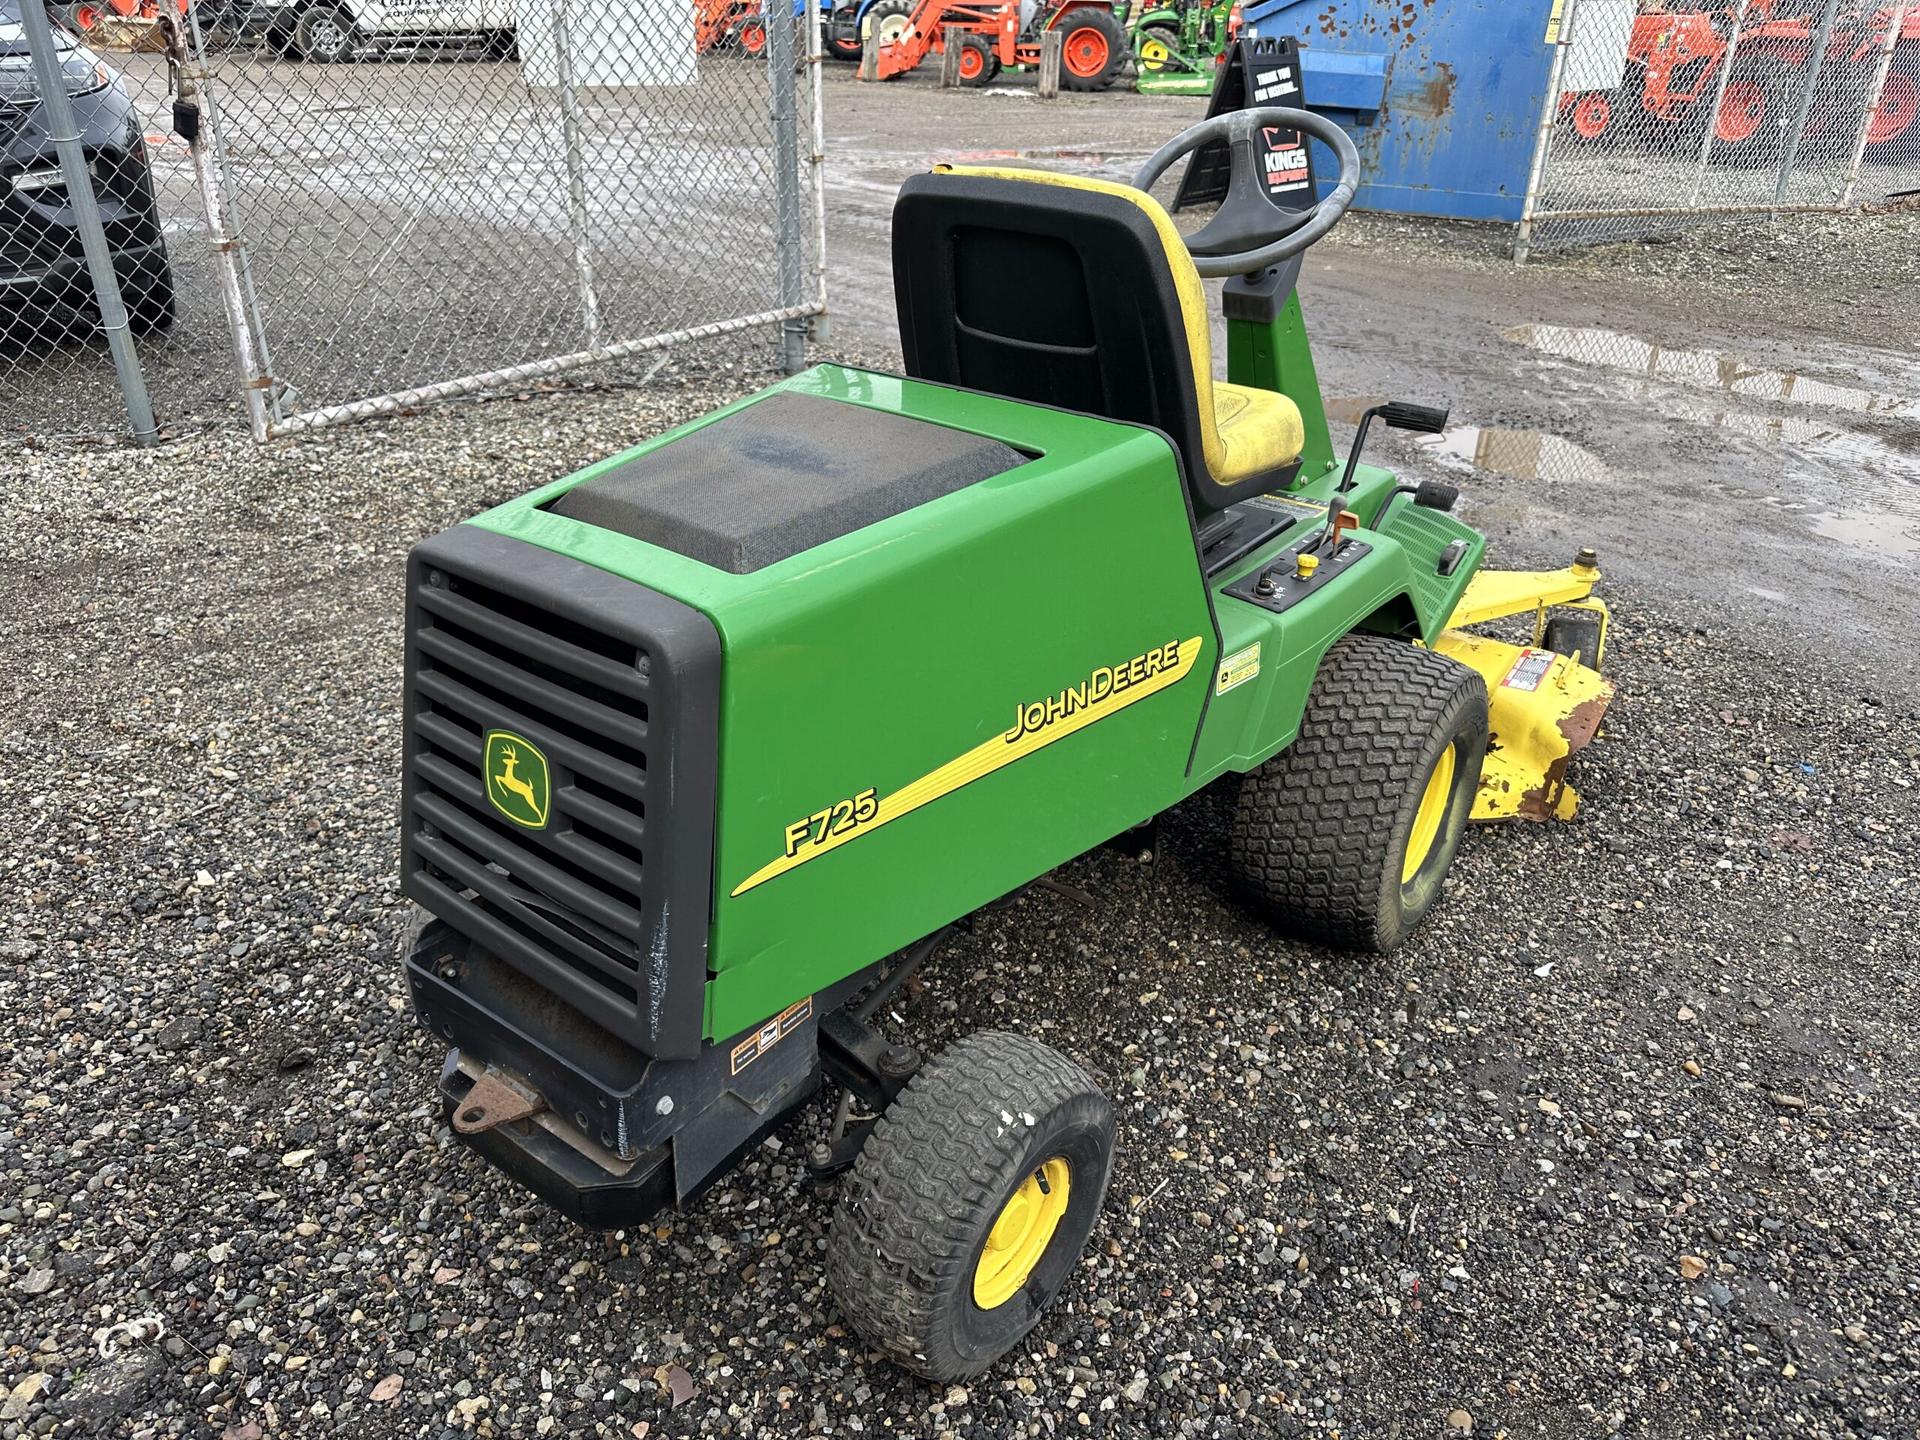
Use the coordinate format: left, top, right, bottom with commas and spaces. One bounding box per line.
1244, 0, 1560, 221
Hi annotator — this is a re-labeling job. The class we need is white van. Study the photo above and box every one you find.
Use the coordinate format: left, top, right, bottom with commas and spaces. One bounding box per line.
257, 0, 517, 62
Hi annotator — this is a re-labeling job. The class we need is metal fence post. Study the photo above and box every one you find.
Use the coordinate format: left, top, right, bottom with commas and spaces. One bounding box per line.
1688, 0, 1751, 206
551, 0, 604, 350
183, 3, 280, 427
165, 17, 271, 443
805, 0, 831, 341
1772, 0, 1841, 211
1840, 3, 1907, 203
19, 0, 158, 444
1514, 0, 1576, 263
768, 0, 808, 373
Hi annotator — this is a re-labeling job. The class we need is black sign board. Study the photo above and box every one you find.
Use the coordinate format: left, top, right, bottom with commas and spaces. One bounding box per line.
1171, 36, 1317, 215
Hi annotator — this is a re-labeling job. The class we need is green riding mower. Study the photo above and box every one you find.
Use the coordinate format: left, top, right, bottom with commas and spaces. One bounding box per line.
1133, 0, 1240, 95
398, 108, 1614, 1381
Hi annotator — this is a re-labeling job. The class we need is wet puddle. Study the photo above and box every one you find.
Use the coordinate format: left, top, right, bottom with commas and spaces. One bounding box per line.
1324, 396, 1609, 484
1414, 426, 1610, 485
1323, 395, 1385, 424
1809, 511, 1920, 558
946, 148, 1128, 165
1703, 481, 1920, 560
1326, 391, 1919, 561
1503, 324, 1919, 420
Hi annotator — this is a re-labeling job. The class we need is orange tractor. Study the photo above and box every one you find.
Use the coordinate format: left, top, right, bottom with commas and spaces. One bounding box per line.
693, 0, 760, 52
55, 0, 190, 43
1558, 0, 1919, 159
867, 0, 1128, 89
696, 0, 844, 57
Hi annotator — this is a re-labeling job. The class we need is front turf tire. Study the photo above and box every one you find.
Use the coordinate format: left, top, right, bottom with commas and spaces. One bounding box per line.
826, 1031, 1116, 1382
1230, 634, 1488, 953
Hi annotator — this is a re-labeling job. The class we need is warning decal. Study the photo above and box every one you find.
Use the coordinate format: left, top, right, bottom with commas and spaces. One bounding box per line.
1216, 642, 1262, 695
1502, 649, 1556, 693
730, 995, 814, 1074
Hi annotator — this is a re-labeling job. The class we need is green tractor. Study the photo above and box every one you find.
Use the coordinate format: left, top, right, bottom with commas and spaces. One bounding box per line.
1132, 0, 1240, 95
398, 109, 1613, 1381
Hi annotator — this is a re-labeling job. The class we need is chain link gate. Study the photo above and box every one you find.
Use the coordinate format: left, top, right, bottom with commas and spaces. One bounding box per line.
2, 0, 826, 442
1518, 0, 1919, 256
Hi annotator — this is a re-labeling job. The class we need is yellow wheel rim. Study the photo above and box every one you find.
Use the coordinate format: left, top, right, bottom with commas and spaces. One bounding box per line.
972, 1157, 1071, 1310
1401, 744, 1457, 885
1139, 38, 1171, 71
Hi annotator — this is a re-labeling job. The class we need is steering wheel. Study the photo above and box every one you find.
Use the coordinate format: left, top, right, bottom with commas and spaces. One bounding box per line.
1131, 107, 1361, 279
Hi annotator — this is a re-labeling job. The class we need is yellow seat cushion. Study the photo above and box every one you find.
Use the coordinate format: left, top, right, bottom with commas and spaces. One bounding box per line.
932, 163, 1305, 489
1213, 382, 1306, 484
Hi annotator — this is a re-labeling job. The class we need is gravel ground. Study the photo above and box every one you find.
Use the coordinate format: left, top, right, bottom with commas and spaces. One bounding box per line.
5, 328, 1920, 1440
1316, 202, 1920, 356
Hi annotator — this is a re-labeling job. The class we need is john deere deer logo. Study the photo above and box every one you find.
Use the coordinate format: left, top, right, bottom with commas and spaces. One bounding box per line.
483, 730, 550, 830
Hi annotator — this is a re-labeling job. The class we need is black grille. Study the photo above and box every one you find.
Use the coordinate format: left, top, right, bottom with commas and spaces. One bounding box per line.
401, 525, 720, 1057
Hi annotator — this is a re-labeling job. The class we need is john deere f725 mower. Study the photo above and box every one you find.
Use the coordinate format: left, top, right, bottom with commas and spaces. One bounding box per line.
398, 108, 1614, 1381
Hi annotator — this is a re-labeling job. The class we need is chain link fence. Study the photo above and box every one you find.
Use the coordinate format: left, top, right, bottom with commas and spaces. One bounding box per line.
1519, 0, 1919, 255
2, 0, 825, 443
2, 0, 169, 441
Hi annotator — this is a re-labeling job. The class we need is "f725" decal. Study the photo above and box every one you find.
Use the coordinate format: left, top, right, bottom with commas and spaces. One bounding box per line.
731, 636, 1203, 898
784, 787, 879, 858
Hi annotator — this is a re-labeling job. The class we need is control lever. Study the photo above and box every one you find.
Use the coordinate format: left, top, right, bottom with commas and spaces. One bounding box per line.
1371, 476, 1461, 528
1339, 399, 1454, 492
1310, 494, 1350, 556
1379, 401, 1449, 434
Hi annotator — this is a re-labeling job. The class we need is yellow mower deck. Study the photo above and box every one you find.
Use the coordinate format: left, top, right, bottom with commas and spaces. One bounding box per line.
1433, 557, 1615, 823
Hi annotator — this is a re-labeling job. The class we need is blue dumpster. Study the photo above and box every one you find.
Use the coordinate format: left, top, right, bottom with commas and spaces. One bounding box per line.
1244, 0, 1561, 223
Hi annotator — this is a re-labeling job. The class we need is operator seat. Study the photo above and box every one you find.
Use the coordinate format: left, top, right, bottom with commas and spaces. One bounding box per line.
891, 165, 1306, 514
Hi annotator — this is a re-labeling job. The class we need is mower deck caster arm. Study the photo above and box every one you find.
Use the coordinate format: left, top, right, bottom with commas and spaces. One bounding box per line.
806, 928, 953, 1180
807, 1002, 927, 1181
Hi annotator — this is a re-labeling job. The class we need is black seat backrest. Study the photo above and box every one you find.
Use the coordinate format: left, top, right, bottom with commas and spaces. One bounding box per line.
892, 170, 1213, 499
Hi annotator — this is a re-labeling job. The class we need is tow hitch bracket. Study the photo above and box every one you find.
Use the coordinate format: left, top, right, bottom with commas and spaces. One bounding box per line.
451, 1066, 547, 1135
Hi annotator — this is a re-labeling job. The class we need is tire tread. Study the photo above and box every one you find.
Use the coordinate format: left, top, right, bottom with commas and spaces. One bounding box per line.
826, 1030, 1108, 1380
1230, 634, 1486, 951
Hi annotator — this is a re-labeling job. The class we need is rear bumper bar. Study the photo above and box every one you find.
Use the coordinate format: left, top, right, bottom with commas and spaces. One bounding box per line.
405, 917, 821, 1230
437, 1052, 676, 1227
0, 241, 166, 296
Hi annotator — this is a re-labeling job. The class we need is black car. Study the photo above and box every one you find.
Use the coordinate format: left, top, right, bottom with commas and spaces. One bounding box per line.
0, 0, 173, 337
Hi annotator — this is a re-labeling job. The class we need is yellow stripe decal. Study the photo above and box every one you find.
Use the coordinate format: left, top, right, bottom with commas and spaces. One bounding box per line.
730, 635, 1205, 898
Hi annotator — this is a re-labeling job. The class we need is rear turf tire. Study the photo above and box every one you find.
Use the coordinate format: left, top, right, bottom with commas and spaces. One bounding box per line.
1230, 634, 1488, 953
1705, 56, 1791, 164
826, 1031, 1115, 1382
1057, 8, 1126, 91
